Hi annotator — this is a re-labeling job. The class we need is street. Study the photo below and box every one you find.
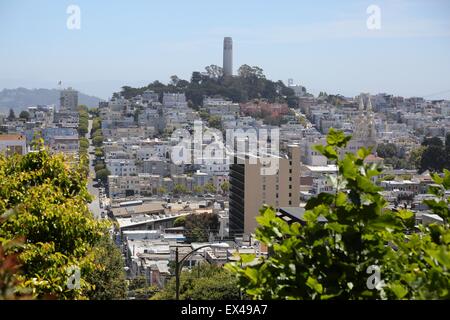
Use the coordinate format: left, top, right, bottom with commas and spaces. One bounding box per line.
86, 118, 102, 220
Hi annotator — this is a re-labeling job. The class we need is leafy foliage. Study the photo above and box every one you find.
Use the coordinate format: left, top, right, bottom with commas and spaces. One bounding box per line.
173, 184, 189, 195
78, 106, 89, 137
85, 238, 127, 300
226, 128, 450, 300
95, 168, 110, 184
19, 111, 30, 120
152, 264, 240, 300
204, 183, 217, 194
220, 181, 230, 194
127, 276, 159, 300
0, 147, 109, 299
0, 213, 29, 299
184, 213, 219, 243
419, 134, 449, 173
118, 64, 298, 108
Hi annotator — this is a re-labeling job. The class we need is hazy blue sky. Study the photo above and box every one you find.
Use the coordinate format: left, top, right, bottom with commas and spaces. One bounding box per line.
1, 0, 449, 99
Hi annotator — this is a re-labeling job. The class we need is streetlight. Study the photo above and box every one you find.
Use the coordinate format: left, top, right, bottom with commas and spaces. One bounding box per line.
175, 243, 228, 300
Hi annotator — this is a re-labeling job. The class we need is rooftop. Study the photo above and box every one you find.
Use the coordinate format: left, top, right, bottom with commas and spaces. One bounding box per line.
111, 201, 166, 217
0, 134, 25, 141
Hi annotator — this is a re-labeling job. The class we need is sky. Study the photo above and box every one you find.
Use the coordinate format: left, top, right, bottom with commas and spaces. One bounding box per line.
0, 0, 450, 100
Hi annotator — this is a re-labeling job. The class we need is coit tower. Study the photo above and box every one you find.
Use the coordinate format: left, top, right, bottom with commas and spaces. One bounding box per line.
223, 37, 233, 77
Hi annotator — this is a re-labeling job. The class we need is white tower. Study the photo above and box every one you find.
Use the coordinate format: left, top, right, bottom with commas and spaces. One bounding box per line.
223, 37, 233, 77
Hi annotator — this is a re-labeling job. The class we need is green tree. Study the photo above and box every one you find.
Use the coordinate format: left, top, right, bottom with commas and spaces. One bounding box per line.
185, 212, 219, 243
92, 135, 104, 147
226, 128, 449, 300
88, 108, 99, 117
193, 185, 203, 194
0, 147, 109, 299
94, 148, 104, 158
420, 137, 445, 172
91, 117, 101, 134
152, 264, 240, 300
95, 168, 110, 184
220, 181, 229, 194
94, 163, 105, 172
86, 238, 127, 300
173, 216, 186, 228
408, 146, 426, 170
207, 115, 222, 131
204, 182, 217, 194
0, 213, 30, 299
157, 187, 167, 195
127, 276, 159, 300
204, 65, 223, 79
445, 133, 450, 170
385, 169, 450, 299
19, 111, 30, 120
173, 184, 189, 195
115, 65, 298, 108
376, 143, 398, 159
79, 138, 89, 150
7, 109, 15, 121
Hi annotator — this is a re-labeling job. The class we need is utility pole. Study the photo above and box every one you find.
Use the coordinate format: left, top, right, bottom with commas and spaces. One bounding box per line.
175, 244, 227, 300
175, 247, 179, 300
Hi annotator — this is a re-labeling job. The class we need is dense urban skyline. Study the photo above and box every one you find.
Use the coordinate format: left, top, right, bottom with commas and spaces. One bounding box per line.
1, 0, 450, 99
1, 1, 450, 303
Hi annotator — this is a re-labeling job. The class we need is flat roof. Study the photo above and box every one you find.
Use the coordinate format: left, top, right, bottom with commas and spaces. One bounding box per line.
0, 134, 25, 141
111, 201, 166, 217
117, 211, 191, 229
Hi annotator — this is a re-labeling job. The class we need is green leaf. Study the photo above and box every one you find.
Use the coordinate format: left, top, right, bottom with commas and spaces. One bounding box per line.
306, 277, 323, 294
431, 173, 443, 185
240, 254, 256, 264
357, 147, 371, 159
305, 193, 335, 210
335, 192, 348, 207
390, 283, 408, 299
443, 169, 450, 189
326, 128, 351, 148
244, 268, 259, 284
341, 157, 358, 179
396, 209, 414, 220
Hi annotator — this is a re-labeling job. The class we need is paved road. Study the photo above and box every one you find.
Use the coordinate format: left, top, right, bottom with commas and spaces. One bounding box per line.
86, 118, 102, 220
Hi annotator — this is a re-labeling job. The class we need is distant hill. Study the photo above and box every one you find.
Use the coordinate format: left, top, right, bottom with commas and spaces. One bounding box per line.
0, 88, 103, 113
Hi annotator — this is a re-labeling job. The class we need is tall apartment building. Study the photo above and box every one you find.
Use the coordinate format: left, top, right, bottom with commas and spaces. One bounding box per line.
60, 87, 78, 112
229, 144, 301, 236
